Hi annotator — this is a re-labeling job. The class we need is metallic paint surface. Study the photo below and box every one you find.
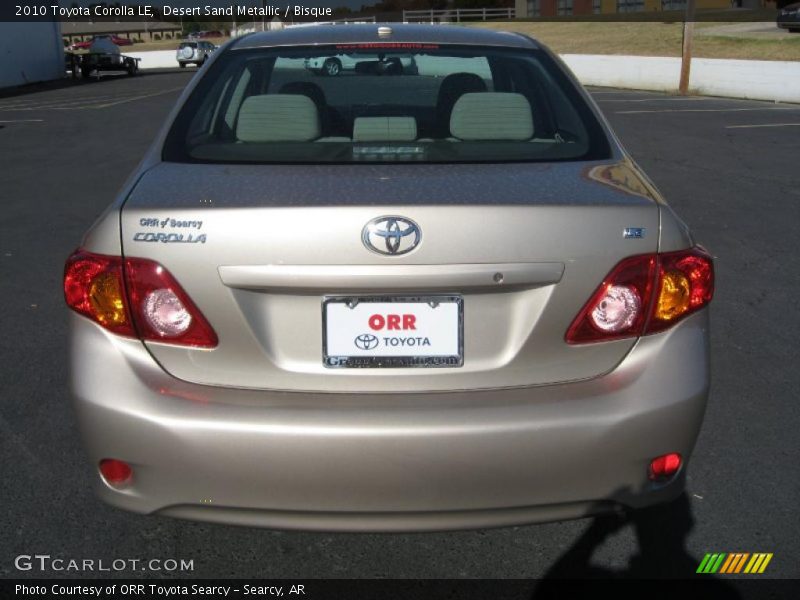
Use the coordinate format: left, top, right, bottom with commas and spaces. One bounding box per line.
69, 25, 707, 530
70, 309, 707, 530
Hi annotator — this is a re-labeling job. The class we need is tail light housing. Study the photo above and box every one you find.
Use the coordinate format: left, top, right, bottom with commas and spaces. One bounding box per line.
566, 247, 713, 344
64, 249, 217, 348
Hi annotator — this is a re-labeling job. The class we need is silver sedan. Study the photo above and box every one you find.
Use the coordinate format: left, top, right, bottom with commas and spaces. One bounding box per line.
64, 24, 713, 531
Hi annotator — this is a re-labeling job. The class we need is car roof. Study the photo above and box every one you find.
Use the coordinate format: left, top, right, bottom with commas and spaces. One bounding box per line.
232, 24, 538, 51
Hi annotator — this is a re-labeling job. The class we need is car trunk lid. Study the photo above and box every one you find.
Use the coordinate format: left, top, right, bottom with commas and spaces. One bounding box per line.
120, 160, 660, 393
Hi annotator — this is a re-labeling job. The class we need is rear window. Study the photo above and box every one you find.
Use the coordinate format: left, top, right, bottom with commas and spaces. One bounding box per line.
164, 44, 611, 164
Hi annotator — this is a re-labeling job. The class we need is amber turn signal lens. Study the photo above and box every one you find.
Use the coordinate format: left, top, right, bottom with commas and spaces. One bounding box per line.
88, 271, 127, 327
654, 270, 691, 321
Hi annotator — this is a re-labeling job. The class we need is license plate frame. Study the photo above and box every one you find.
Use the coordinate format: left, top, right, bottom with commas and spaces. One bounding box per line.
322, 295, 464, 369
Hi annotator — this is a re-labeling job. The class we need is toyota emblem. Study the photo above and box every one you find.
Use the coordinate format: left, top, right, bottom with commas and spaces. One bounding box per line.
362, 216, 421, 256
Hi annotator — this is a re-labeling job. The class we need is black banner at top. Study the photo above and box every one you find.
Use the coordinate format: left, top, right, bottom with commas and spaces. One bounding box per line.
0, 0, 789, 23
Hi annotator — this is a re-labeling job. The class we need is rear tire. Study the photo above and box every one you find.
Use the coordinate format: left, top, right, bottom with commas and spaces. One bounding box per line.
323, 58, 341, 77
179, 63, 187, 68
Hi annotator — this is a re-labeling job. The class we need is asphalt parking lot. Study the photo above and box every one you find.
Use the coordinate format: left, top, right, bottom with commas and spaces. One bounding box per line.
0, 69, 798, 580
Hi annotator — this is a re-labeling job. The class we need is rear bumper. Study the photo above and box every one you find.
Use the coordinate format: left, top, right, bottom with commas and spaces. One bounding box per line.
69, 310, 709, 532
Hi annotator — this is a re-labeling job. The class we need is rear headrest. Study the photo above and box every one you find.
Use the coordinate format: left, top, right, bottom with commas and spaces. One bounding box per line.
353, 117, 417, 142
236, 94, 320, 142
449, 92, 533, 141
278, 81, 327, 113
436, 72, 487, 116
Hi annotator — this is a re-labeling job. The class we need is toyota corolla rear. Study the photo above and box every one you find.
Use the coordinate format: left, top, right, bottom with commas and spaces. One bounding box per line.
64, 25, 713, 531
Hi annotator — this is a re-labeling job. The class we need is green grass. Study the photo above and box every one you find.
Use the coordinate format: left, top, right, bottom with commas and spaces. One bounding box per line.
470, 22, 800, 61
116, 23, 800, 61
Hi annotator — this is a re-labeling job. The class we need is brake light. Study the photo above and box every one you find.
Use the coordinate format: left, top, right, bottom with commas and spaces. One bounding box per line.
124, 257, 217, 348
565, 254, 656, 344
64, 249, 217, 348
566, 247, 713, 344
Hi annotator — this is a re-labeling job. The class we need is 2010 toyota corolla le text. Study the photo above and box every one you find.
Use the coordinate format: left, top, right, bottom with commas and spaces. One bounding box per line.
63, 25, 714, 531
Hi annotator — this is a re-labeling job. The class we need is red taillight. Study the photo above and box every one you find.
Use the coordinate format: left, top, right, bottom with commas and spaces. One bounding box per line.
565, 254, 656, 344
648, 453, 682, 481
64, 249, 217, 348
99, 458, 133, 486
124, 257, 218, 348
566, 247, 714, 344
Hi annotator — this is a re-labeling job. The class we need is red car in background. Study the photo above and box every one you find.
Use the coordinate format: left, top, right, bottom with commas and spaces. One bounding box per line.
69, 35, 134, 51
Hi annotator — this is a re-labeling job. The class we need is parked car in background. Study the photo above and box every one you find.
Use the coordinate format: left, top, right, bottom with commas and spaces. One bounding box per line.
69, 35, 133, 51
305, 53, 418, 76
777, 2, 800, 32
65, 24, 714, 532
74, 36, 140, 78
176, 41, 217, 68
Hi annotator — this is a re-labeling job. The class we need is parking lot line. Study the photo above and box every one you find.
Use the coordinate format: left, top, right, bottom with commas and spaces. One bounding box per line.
598, 97, 710, 103
0, 87, 185, 112
0, 98, 132, 111
0, 119, 44, 123
0, 94, 125, 109
92, 87, 186, 108
616, 107, 800, 114
589, 90, 645, 94
725, 123, 800, 129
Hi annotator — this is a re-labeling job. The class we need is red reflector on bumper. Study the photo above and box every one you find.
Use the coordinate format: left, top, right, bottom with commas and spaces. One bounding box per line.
648, 453, 682, 481
99, 459, 133, 486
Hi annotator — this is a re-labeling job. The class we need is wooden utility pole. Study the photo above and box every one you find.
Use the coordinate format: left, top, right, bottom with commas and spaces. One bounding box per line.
679, 0, 697, 95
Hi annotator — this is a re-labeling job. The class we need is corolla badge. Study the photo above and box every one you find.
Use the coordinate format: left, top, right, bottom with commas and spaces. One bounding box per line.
362, 216, 421, 256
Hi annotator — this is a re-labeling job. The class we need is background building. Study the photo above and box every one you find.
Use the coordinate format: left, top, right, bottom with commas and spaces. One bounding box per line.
60, 20, 182, 45
514, 0, 758, 16
0, 22, 64, 89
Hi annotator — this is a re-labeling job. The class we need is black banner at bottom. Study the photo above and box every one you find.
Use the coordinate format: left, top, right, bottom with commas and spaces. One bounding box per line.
2, 579, 798, 600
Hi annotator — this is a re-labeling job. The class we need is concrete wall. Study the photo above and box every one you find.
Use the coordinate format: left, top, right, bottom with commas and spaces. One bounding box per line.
0, 22, 64, 88
130, 50, 800, 103
561, 54, 800, 103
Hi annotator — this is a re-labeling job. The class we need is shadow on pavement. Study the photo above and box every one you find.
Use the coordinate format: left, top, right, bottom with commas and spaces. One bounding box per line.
533, 493, 742, 595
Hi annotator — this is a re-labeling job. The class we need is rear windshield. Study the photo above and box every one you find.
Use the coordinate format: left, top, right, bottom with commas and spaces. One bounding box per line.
163, 43, 611, 164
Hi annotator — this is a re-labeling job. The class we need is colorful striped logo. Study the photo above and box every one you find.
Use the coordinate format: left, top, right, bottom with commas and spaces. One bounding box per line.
697, 553, 773, 574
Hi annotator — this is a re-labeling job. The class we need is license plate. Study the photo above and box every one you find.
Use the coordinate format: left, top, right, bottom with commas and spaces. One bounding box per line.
323, 296, 463, 368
